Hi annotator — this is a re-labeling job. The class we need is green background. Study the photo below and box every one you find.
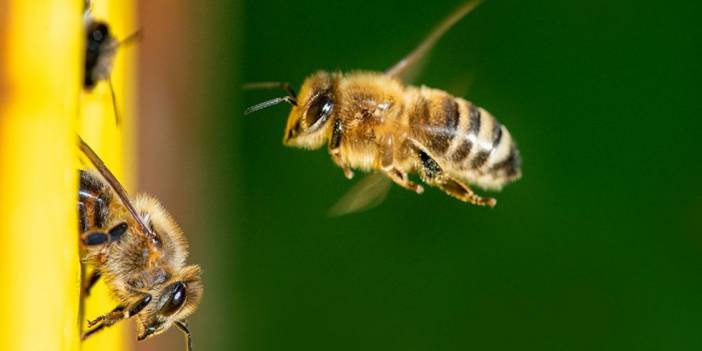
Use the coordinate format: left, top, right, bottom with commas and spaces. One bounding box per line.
191, 0, 702, 350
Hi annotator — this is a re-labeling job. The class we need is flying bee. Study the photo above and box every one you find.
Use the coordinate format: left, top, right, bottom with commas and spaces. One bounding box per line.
245, 0, 521, 212
78, 137, 202, 351
83, 0, 141, 125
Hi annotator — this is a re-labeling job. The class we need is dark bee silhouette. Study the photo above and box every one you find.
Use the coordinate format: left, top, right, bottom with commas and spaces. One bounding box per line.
82, 3, 140, 124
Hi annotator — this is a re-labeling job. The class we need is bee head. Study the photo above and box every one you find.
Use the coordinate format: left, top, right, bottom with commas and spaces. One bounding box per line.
135, 265, 203, 342
129, 196, 203, 345
282, 71, 337, 149
87, 21, 110, 45
243, 72, 338, 149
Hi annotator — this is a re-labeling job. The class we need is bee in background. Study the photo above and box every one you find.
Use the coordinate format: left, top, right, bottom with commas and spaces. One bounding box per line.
78, 137, 202, 351
83, 0, 141, 125
245, 0, 521, 213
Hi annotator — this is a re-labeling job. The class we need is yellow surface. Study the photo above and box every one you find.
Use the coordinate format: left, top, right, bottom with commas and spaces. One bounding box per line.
79, 1, 138, 351
0, 0, 136, 350
0, 1, 82, 350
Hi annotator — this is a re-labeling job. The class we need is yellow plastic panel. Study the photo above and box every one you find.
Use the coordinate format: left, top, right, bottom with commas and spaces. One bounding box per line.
0, 0, 82, 350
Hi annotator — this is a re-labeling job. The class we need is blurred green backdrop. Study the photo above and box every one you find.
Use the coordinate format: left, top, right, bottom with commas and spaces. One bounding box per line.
182, 0, 702, 350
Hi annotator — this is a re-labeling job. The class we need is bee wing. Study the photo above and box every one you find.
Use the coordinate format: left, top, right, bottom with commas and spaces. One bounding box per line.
328, 173, 392, 217
384, 0, 484, 82
444, 71, 476, 98
78, 136, 159, 243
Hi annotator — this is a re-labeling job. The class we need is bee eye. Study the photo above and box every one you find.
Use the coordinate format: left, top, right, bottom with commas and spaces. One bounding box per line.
160, 282, 186, 316
305, 93, 333, 129
90, 23, 109, 43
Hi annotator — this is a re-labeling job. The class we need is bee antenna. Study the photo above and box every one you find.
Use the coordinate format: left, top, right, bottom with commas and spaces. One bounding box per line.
243, 81, 297, 100
108, 78, 121, 125
244, 96, 297, 115
175, 321, 193, 351
118, 29, 143, 47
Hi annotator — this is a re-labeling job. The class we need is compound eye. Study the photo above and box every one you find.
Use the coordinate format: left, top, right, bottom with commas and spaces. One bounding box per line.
305, 93, 333, 129
160, 282, 186, 316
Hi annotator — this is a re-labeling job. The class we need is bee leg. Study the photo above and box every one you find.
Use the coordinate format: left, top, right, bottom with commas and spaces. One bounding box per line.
79, 222, 127, 247
83, 294, 149, 339
87, 305, 125, 327
383, 168, 424, 194
81, 322, 106, 340
83, 305, 126, 340
107, 222, 128, 242
81, 231, 110, 246
126, 294, 152, 317
329, 118, 354, 179
434, 177, 496, 208
83, 270, 102, 296
379, 134, 423, 193
416, 148, 495, 207
331, 149, 354, 179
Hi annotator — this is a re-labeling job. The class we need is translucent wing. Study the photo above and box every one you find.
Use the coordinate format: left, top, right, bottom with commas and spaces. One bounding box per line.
444, 71, 475, 98
328, 173, 392, 217
385, 0, 484, 81
78, 136, 159, 243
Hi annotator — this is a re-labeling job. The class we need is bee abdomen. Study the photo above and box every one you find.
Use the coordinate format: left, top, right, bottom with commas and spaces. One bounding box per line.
447, 99, 521, 184
489, 144, 522, 179
79, 170, 113, 232
406, 87, 521, 187
408, 89, 462, 154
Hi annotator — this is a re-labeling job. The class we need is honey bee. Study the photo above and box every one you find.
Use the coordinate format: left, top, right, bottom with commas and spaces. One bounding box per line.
83, 0, 140, 124
245, 0, 521, 211
78, 137, 202, 351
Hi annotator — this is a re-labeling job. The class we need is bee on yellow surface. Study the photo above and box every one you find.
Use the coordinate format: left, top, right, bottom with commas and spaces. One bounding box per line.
78, 137, 202, 351
82, 1, 140, 124
245, 0, 521, 212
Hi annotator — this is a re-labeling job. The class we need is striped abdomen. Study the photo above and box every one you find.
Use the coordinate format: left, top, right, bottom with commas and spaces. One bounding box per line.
406, 87, 521, 190
79, 170, 113, 233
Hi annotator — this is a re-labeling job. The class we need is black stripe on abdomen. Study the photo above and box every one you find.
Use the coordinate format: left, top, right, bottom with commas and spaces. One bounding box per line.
428, 97, 459, 153
413, 95, 460, 154
468, 104, 481, 136
451, 140, 473, 162
449, 102, 481, 164
490, 146, 522, 178
470, 151, 490, 169
472, 122, 503, 170
491, 123, 503, 151
444, 99, 460, 134
93, 193, 109, 228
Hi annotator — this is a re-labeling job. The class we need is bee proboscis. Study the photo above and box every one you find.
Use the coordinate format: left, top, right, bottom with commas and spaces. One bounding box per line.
78, 137, 202, 351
